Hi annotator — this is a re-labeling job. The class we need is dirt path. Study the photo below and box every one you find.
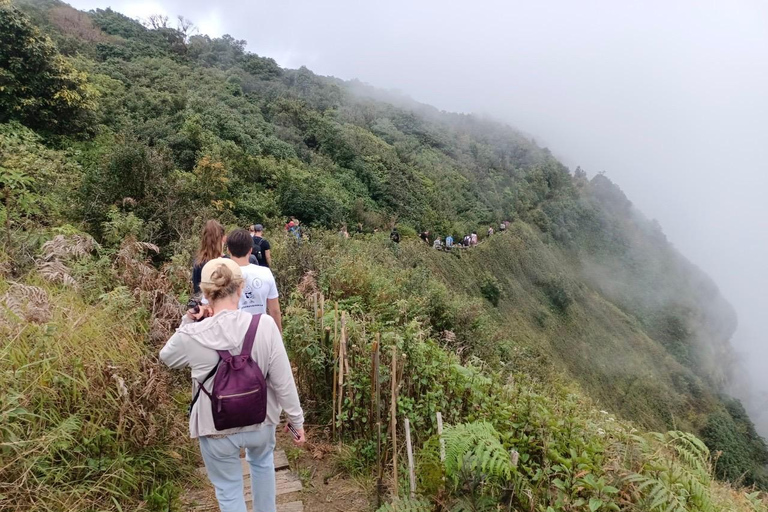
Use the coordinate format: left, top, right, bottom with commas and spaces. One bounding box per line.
181, 433, 373, 512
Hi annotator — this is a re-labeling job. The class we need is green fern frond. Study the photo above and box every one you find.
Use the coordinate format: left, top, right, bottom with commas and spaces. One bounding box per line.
443, 422, 513, 486
627, 430, 718, 512
377, 497, 432, 512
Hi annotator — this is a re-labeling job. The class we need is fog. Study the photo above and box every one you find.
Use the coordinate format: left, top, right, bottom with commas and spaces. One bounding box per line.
70, 0, 768, 429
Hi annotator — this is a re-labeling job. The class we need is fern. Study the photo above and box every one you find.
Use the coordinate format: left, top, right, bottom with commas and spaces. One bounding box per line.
626, 431, 716, 512
377, 497, 432, 512
443, 422, 513, 486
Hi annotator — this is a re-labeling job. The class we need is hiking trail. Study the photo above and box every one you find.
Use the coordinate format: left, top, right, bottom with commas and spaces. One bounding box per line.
181, 439, 372, 512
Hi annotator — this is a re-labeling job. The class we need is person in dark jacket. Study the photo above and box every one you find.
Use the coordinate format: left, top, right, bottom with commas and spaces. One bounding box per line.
249, 224, 272, 268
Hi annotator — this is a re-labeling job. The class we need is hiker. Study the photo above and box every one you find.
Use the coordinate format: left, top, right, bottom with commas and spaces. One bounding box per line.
192, 220, 226, 296
285, 217, 301, 241
471, 231, 478, 246
160, 258, 305, 512
499, 222, 506, 232
390, 227, 400, 244
445, 234, 454, 249
249, 224, 272, 268
488, 226, 494, 237
339, 225, 350, 239
420, 230, 430, 244
228, 229, 282, 332
463, 235, 470, 247
433, 237, 443, 250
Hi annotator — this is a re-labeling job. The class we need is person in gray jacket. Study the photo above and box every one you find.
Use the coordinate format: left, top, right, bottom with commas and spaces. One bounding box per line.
160, 257, 305, 512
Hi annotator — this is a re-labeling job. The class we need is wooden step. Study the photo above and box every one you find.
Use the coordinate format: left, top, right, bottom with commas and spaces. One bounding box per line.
191, 448, 302, 511
190, 498, 303, 512
244, 469, 303, 500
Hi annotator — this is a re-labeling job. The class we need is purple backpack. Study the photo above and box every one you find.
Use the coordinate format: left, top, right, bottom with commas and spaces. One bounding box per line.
193, 315, 267, 431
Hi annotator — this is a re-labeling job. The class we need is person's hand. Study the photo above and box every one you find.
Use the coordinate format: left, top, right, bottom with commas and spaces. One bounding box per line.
186, 304, 212, 322
284, 424, 306, 446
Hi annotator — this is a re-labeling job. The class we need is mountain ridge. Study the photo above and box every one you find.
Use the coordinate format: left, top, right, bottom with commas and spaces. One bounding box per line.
2, 0, 767, 509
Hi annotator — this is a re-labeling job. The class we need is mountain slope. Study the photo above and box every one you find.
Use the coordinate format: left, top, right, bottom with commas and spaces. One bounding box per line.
2, 1, 767, 509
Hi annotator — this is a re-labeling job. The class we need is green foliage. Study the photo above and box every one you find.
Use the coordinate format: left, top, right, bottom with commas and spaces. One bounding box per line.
377, 498, 432, 512
479, 274, 500, 306
701, 398, 768, 488
625, 431, 717, 512
443, 422, 513, 486
0, 4, 96, 133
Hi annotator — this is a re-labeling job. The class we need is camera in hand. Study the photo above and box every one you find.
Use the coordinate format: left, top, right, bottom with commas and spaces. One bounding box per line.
186, 298, 200, 314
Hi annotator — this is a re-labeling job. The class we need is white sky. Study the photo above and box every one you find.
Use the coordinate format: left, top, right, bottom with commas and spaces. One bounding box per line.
69, 0, 768, 421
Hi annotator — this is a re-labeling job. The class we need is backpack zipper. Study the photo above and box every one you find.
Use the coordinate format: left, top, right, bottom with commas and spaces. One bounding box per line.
217, 388, 260, 399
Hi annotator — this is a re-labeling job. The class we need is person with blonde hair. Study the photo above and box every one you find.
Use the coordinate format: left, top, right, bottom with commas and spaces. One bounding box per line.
160, 258, 305, 512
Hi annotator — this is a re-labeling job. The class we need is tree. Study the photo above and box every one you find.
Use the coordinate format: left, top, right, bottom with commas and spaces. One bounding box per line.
0, 5, 96, 133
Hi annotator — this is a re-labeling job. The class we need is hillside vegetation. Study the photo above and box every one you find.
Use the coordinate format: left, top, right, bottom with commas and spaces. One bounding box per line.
1, 1, 767, 510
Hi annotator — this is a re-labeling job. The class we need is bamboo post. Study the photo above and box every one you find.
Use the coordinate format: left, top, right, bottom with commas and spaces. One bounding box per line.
313, 292, 318, 322
436, 411, 446, 489
436, 412, 445, 464
390, 345, 398, 498
332, 303, 339, 440
373, 334, 382, 508
319, 293, 325, 330
337, 311, 347, 439
405, 417, 416, 499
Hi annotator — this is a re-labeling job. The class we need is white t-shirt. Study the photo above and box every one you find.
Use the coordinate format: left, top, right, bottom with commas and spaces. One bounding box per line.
238, 264, 279, 314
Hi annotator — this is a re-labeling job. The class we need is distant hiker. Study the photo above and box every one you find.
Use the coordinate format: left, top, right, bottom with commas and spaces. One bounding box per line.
499, 222, 507, 232
471, 232, 478, 246
356, 222, 363, 236
285, 217, 301, 241
228, 229, 282, 332
339, 225, 350, 239
390, 227, 400, 244
192, 220, 226, 297
445, 234, 454, 249
433, 237, 443, 250
160, 258, 305, 512
488, 226, 494, 237
463, 235, 471, 247
249, 224, 272, 268
420, 230, 430, 244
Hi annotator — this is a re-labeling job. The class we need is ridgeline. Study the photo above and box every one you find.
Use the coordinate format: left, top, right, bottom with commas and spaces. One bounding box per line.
1, 1, 767, 510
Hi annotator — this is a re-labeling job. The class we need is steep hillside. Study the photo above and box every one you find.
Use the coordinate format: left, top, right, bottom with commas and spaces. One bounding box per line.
2, 1, 767, 510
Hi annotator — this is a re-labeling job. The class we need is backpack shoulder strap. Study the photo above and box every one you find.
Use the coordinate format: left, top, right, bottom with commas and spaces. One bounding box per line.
240, 314, 261, 359
188, 358, 220, 414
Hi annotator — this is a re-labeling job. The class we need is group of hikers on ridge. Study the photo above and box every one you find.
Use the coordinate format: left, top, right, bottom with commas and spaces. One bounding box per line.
160, 217, 511, 512
419, 220, 509, 250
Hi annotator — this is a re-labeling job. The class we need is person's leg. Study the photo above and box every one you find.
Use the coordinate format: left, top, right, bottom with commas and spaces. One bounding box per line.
199, 435, 247, 512
244, 426, 277, 512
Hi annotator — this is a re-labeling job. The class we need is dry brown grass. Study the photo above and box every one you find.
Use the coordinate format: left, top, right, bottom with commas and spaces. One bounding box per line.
114, 238, 182, 342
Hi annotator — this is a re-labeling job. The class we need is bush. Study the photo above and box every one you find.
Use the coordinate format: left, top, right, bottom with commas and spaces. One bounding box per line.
0, 5, 96, 133
480, 273, 501, 306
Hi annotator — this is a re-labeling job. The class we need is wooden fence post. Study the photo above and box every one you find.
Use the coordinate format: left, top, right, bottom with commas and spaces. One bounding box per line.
373, 333, 382, 508
436, 412, 445, 464
332, 303, 339, 441
390, 345, 398, 498
337, 311, 347, 439
405, 417, 416, 499
319, 293, 325, 330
